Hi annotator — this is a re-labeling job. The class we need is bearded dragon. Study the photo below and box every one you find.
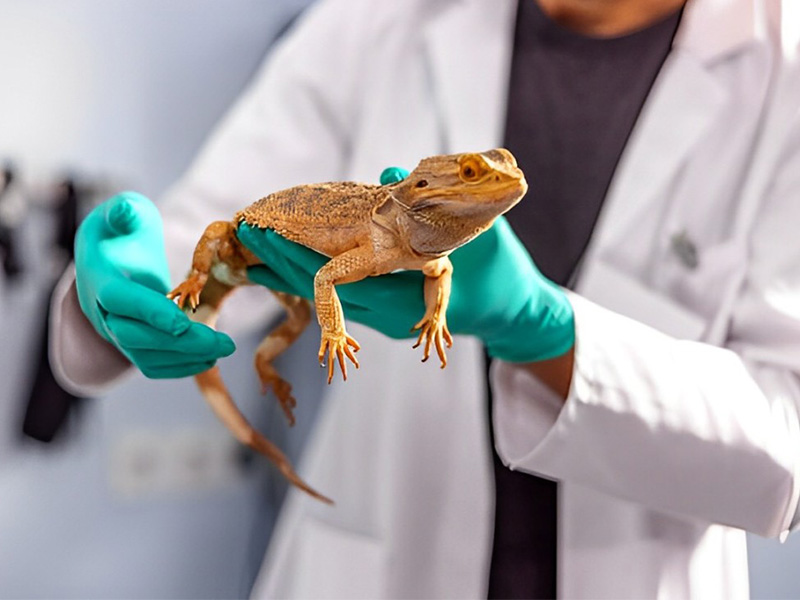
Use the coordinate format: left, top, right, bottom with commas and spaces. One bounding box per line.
167, 148, 527, 503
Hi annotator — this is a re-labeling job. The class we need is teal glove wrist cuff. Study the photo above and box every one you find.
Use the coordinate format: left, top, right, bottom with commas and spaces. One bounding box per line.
482, 279, 575, 363
443, 217, 575, 363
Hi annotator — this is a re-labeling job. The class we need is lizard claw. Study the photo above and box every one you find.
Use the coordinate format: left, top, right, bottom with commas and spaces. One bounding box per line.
167, 275, 206, 311
318, 331, 360, 384
256, 366, 297, 426
412, 315, 453, 368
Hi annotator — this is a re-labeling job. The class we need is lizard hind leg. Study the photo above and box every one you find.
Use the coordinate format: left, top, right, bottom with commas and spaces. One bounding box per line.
168, 222, 330, 503
255, 291, 312, 427
195, 367, 333, 504
168, 221, 229, 311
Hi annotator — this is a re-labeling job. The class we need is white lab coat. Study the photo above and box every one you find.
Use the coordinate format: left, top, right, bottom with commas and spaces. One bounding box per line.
51, 0, 800, 598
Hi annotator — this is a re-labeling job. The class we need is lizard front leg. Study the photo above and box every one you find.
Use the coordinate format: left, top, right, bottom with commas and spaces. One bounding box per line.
314, 246, 377, 384
412, 256, 454, 368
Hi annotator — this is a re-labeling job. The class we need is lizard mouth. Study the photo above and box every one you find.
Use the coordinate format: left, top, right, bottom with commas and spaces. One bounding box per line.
424, 175, 526, 200
458, 175, 528, 204
399, 180, 527, 215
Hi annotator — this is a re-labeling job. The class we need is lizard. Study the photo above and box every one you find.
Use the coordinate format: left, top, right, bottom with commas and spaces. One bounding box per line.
167, 148, 528, 503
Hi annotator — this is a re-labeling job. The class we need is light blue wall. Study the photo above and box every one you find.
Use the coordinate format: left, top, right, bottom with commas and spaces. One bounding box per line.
748, 535, 800, 599
0, 2, 316, 598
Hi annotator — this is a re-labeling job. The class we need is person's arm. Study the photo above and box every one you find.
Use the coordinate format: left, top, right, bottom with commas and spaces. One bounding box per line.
238, 115, 800, 538
51, 0, 370, 394
521, 349, 574, 399
492, 115, 800, 540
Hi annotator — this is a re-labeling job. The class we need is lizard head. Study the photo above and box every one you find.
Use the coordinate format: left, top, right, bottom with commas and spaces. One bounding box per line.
387, 148, 528, 255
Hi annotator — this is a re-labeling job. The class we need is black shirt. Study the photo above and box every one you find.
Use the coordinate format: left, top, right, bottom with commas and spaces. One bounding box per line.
488, 2, 683, 598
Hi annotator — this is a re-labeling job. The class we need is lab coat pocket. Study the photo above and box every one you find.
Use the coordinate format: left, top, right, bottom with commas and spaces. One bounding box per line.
291, 517, 386, 599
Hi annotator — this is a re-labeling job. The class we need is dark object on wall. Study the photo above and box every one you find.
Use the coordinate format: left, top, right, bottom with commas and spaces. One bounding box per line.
54, 180, 79, 261
22, 180, 86, 443
0, 166, 23, 280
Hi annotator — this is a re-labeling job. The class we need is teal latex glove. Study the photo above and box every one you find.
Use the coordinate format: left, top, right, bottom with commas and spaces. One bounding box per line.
379, 166, 410, 185
75, 192, 235, 378
238, 171, 574, 363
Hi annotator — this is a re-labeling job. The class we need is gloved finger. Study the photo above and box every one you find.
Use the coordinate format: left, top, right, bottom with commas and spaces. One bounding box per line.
341, 304, 417, 339
138, 360, 218, 380
238, 226, 325, 275
246, 265, 313, 299
379, 166, 410, 185
250, 262, 424, 313
128, 347, 225, 369
338, 269, 425, 309
105, 314, 235, 357
103, 192, 147, 236
97, 278, 191, 336
266, 229, 326, 273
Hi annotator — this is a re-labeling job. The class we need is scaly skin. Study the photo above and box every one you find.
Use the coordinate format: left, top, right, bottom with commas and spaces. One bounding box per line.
168, 148, 527, 503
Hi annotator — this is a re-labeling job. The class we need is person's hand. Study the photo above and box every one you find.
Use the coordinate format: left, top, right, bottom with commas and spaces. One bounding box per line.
238, 169, 574, 364
74, 192, 235, 378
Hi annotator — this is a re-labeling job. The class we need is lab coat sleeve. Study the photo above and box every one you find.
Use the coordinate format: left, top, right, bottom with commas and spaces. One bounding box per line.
49, 264, 135, 397
50, 0, 371, 395
492, 115, 800, 540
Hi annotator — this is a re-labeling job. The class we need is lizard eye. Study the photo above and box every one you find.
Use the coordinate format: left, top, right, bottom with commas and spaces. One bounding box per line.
416, 179, 428, 188
459, 156, 484, 182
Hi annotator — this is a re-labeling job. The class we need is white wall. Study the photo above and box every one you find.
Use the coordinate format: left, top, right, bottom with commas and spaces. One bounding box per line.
0, 0, 308, 194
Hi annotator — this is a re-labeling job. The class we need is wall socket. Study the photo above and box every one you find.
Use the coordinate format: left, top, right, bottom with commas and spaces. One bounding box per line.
109, 428, 245, 499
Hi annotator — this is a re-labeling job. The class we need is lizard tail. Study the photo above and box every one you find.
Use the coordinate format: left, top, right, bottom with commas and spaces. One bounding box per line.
180, 267, 333, 505
195, 367, 334, 505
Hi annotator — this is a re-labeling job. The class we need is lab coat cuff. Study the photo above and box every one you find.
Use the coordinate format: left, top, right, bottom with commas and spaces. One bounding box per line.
491, 357, 573, 474
784, 438, 800, 540
49, 264, 135, 396
491, 290, 599, 474
494, 291, 800, 537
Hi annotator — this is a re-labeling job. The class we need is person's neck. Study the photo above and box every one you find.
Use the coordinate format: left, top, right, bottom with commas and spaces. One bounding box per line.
535, 0, 686, 36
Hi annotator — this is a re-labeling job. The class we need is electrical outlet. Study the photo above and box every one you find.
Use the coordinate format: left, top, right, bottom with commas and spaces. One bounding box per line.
109, 428, 243, 498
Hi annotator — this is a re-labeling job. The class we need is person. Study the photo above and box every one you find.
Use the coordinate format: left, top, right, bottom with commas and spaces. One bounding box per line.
52, 0, 800, 597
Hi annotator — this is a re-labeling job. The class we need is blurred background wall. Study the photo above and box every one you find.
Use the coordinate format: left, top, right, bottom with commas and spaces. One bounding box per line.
0, 1, 799, 598
0, 2, 319, 598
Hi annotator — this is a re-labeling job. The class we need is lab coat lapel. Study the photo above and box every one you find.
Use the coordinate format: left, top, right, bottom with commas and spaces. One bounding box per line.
589, 55, 728, 250
582, 0, 759, 252
423, 0, 765, 254
422, 0, 517, 153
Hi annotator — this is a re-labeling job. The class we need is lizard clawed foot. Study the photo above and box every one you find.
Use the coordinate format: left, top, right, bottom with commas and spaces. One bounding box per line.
318, 331, 360, 384
167, 275, 207, 311
412, 315, 453, 368
256, 362, 298, 426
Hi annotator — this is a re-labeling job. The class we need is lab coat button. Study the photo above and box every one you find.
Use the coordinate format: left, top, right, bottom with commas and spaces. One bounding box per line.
670, 231, 699, 269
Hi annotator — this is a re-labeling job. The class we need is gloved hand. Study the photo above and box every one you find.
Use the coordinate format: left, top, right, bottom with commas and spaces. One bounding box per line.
74, 192, 235, 378
238, 169, 574, 363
